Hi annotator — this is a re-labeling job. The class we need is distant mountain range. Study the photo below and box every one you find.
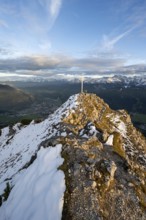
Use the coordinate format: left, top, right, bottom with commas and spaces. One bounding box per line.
64, 74, 146, 87
1, 74, 146, 87
22, 74, 146, 87
91, 75, 146, 87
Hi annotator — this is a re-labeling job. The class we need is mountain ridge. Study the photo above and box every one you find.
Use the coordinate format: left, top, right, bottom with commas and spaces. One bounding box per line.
0, 93, 146, 220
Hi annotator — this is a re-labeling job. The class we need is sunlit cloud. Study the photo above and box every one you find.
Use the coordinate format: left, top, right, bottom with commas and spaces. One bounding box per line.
0, 52, 146, 81
0, 53, 145, 75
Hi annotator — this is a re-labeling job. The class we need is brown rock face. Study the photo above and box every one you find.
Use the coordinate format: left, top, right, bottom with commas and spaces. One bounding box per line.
59, 93, 146, 220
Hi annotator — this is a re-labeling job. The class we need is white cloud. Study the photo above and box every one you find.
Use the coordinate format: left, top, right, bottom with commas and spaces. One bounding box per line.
101, 1, 146, 51
20, 0, 62, 32
50, 0, 62, 18
0, 53, 146, 78
0, 53, 125, 72
102, 26, 136, 50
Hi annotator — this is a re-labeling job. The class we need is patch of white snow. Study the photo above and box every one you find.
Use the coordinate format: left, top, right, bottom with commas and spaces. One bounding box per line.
82, 134, 89, 138
61, 132, 67, 137
89, 125, 99, 136
106, 135, 114, 146
107, 114, 127, 137
0, 144, 65, 220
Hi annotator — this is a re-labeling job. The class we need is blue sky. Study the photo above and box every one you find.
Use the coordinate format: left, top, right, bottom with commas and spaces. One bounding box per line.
0, 0, 146, 79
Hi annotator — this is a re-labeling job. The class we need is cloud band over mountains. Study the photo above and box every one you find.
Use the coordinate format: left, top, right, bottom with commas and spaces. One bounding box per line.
0, 54, 146, 77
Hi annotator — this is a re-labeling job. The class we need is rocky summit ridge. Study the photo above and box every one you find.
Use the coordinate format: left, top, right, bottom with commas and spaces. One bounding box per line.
0, 93, 146, 220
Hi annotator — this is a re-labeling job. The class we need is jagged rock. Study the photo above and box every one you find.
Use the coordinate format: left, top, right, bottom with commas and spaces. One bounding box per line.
102, 131, 109, 142
61, 93, 146, 219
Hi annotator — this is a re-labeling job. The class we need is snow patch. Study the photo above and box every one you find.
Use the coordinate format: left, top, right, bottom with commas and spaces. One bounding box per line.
0, 144, 65, 220
61, 132, 67, 137
82, 134, 89, 138
106, 135, 114, 146
107, 114, 127, 137
89, 125, 99, 136
79, 123, 100, 138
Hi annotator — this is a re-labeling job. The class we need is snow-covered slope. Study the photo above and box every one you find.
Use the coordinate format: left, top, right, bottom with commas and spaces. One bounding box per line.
0, 145, 65, 220
0, 94, 78, 220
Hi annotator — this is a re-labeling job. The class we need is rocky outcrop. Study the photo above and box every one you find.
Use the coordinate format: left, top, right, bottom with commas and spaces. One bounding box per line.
59, 93, 146, 220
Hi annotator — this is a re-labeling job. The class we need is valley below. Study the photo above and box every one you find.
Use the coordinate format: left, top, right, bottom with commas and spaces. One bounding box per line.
0, 79, 146, 137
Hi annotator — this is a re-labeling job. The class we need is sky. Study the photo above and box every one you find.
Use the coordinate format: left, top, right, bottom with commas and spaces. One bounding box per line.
0, 0, 146, 80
